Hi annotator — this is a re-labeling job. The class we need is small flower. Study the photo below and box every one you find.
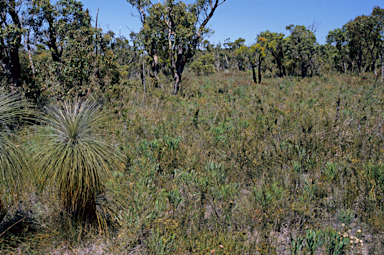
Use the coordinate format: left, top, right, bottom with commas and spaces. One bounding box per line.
342, 223, 345, 227
356, 229, 361, 233
219, 245, 224, 248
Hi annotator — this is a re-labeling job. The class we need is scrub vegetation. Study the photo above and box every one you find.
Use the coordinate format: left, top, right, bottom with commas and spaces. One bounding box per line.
1, 0, 384, 254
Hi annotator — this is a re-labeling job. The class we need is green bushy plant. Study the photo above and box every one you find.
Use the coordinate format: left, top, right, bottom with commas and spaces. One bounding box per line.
0, 93, 29, 222
32, 99, 122, 227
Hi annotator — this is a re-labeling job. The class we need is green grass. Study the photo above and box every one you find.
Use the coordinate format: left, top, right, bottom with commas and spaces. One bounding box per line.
1, 71, 384, 254
0, 93, 30, 222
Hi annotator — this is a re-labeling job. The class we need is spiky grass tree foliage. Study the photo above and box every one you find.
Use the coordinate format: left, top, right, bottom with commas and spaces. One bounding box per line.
0, 93, 28, 222
34, 99, 120, 223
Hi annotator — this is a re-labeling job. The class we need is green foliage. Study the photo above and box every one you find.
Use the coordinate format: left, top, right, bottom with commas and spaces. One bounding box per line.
1, 1, 384, 252
191, 54, 216, 76
323, 162, 339, 181
0, 93, 29, 222
305, 229, 323, 254
324, 228, 350, 255
253, 181, 284, 208
337, 209, 355, 226
33, 99, 121, 224
290, 235, 304, 255
128, 0, 225, 93
146, 228, 176, 255
24, 0, 121, 100
285, 24, 317, 77
0, 0, 25, 90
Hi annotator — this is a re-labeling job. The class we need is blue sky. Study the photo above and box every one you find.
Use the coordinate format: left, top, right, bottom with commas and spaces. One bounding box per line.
80, 0, 382, 45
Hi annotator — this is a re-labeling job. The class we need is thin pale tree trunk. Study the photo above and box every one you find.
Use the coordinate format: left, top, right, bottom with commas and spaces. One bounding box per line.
381, 44, 383, 82
24, 30, 35, 75
142, 55, 146, 98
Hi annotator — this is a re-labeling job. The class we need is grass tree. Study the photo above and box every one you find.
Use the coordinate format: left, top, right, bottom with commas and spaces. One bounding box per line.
34, 99, 121, 226
0, 93, 28, 222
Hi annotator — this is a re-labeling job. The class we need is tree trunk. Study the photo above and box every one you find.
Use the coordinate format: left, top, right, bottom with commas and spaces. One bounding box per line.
95, 7, 99, 56
152, 54, 161, 88
277, 60, 283, 77
173, 56, 185, 94
47, 15, 62, 62
381, 44, 383, 82
301, 60, 306, 78
251, 64, 257, 83
24, 31, 35, 75
258, 57, 262, 83
173, 70, 181, 94
357, 46, 362, 73
371, 50, 377, 77
10, 54, 21, 89
343, 61, 347, 73
141, 56, 146, 95
172, 45, 187, 94
215, 54, 220, 73
1, 1, 23, 91
224, 55, 229, 69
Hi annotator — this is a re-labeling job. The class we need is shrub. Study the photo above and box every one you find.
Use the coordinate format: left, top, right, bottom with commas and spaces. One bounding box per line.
0, 93, 29, 222
33, 99, 121, 226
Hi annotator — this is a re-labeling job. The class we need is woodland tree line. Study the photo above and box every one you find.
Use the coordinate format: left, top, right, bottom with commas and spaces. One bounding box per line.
1, 0, 383, 102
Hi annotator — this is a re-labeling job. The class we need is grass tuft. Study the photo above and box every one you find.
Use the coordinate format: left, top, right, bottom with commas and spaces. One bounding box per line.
33, 99, 121, 226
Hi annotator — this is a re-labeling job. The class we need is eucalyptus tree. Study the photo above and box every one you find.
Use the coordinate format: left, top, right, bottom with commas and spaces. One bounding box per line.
285, 25, 317, 77
260, 31, 286, 77
347, 14, 382, 76
26, 0, 96, 98
235, 42, 265, 83
27, 0, 91, 63
326, 28, 349, 73
26, 0, 121, 99
253, 32, 279, 82
234, 39, 247, 72
0, 0, 24, 90
212, 42, 226, 72
372, 6, 384, 79
343, 18, 368, 73
228, 38, 246, 71
127, 0, 227, 94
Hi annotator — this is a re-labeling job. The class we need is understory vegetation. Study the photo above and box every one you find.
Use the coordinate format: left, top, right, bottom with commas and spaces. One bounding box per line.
1, 71, 384, 254
1, 0, 384, 254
